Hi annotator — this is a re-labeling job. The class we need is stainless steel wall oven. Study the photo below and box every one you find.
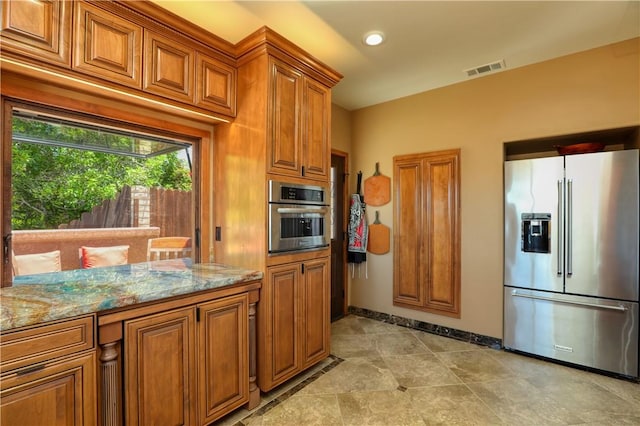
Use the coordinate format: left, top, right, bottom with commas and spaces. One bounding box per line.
268, 180, 329, 253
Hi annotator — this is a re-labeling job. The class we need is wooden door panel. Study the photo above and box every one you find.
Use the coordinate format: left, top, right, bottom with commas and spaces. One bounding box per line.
73, 1, 142, 88
268, 58, 302, 176
303, 78, 330, 179
125, 308, 195, 426
195, 52, 236, 116
144, 30, 194, 103
393, 160, 423, 305
426, 158, 458, 311
302, 258, 330, 366
0, 0, 71, 65
0, 352, 96, 426
198, 294, 248, 424
394, 150, 461, 317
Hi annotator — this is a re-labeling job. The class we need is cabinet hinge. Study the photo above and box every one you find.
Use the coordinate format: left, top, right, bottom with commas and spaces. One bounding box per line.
195, 228, 201, 247
301, 263, 305, 274
301, 166, 305, 176
196, 307, 200, 322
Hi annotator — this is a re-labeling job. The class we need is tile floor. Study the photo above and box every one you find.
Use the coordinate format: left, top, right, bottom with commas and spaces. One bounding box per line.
218, 314, 640, 425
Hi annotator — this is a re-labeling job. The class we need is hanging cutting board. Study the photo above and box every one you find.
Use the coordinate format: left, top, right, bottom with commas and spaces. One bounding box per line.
368, 211, 390, 255
364, 162, 391, 206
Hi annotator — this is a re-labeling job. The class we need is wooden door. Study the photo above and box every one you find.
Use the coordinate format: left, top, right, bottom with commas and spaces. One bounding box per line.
267, 57, 302, 177
330, 152, 347, 320
198, 294, 248, 424
0, 352, 96, 426
124, 307, 196, 426
301, 257, 330, 367
302, 78, 330, 180
259, 263, 300, 390
393, 149, 461, 318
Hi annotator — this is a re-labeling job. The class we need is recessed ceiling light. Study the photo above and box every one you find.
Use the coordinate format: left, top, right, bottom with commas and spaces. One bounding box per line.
363, 31, 385, 46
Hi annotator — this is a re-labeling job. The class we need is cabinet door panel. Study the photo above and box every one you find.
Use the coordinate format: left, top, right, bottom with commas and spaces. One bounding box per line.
259, 264, 299, 389
393, 160, 424, 306
143, 30, 194, 103
301, 258, 330, 366
394, 150, 461, 318
303, 78, 330, 180
73, 2, 142, 88
198, 294, 248, 424
0, 0, 71, 65
268, 58, 302, 176
196, 52, 236, 116
0, 352, 96, 426
125, 308, 196, 426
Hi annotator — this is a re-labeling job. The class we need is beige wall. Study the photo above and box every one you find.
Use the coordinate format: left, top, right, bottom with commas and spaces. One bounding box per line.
343, 37, 640, 339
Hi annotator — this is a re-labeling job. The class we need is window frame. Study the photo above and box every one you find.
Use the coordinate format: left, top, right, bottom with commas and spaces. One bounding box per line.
1, 90, 215, 286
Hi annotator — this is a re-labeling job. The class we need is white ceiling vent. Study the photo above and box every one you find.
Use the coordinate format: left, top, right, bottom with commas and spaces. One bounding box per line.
464, 59, 506, 78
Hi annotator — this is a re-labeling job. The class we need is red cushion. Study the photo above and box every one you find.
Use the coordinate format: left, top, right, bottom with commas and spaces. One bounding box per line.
81, 245, 129, 268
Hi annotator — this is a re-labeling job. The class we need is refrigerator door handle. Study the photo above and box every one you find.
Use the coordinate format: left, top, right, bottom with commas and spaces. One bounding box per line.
557, 180, 563, 276
511, 290, 627, 312
567, 179, 573, 276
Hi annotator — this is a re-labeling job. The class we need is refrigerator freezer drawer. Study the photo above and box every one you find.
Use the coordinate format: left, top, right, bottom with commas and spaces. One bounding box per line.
504, 287, 639, 377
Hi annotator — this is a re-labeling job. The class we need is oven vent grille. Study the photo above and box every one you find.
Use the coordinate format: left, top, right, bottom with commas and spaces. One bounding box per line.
464, 59, 506, 77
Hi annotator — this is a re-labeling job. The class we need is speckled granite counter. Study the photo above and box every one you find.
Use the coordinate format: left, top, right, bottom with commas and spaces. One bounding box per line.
0, 259, 262, 331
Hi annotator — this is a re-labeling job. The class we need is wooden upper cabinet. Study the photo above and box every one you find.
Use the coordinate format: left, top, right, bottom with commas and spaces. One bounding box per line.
302, 78, 331, 180
143, 29, 194, 103
268, 57, 303, 177
393, 149, 461, 318
0, 0, 71, 66
267, 57, 331, 181
196, 52, 237, 116
73, 1, 142, 88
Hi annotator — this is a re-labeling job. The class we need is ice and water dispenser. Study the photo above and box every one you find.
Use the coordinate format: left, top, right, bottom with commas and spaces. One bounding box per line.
521, 213, 551, 253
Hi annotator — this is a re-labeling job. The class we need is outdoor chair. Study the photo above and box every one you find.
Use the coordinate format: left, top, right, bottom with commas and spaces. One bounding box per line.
147, 237, 192, 261
12, 250, 62, 276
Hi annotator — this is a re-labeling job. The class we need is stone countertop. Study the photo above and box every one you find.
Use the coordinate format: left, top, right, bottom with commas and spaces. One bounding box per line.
0, 259, 263, 332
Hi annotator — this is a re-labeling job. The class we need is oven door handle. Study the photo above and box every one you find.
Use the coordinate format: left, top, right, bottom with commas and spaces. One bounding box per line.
276, 207, 328, 214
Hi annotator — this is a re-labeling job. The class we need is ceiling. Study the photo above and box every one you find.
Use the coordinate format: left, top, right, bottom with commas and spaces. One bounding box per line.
151, 1, 640, 111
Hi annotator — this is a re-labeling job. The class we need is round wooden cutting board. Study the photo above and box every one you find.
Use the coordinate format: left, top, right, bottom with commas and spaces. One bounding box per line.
368, 211, 390, 255
364, 163, 391, 206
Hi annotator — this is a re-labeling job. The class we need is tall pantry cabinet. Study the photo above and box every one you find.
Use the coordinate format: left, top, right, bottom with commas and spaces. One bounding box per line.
215, 28, 342, 391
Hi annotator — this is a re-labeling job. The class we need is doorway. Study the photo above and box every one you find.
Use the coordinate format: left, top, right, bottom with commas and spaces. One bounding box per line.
330, 150, 348, 321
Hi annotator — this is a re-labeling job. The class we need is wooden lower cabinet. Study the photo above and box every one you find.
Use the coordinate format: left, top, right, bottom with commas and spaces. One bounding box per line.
124, 307, 196, 426
259, 257, 330, 391
122, 293, 252, 426
1, 352, 96, 426
0, 316, 96, 426
197, 294, 249, 424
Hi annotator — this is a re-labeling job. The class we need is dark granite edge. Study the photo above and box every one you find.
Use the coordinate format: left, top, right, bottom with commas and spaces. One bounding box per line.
348, 305, 503, 349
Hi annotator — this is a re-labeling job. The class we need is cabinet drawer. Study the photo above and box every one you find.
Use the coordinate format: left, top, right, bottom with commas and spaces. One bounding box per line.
0, 315, 94, 374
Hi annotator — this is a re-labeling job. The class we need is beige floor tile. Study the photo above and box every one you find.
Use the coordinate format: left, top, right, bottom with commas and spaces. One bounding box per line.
298, 357, 399, 394
435, 349, 515, 383
383, 353, 462, 388
370, 331, 430, 356
468, 378, 583, 424
338, 389, 426, 426
228, 315, 640, 426
262, 394, 342, 426
409, 384, 504, 425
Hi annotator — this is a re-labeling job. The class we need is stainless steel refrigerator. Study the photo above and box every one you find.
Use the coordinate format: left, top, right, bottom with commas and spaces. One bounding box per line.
503, 149, 639, 378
